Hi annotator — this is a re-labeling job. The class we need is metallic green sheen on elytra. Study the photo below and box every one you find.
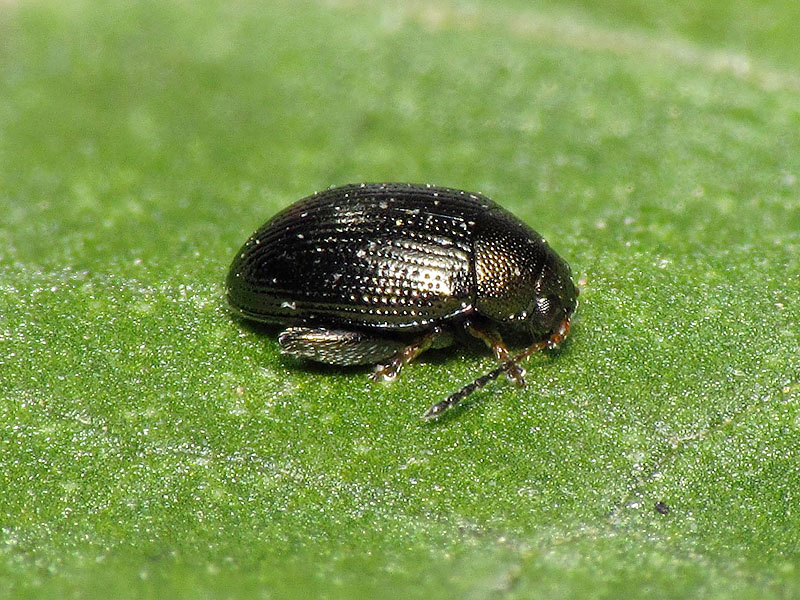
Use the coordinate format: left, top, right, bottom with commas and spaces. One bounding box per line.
226, 183, 578, 418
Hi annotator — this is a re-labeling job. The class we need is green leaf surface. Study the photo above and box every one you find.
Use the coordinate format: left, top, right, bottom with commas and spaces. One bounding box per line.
1, 0, 799, 597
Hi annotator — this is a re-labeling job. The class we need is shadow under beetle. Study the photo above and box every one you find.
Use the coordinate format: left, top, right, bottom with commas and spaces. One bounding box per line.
226, 183, 578, 419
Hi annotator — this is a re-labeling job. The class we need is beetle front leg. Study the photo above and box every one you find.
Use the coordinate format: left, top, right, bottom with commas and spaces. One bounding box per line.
463, 321, 526, 386
371, 326, 452, 382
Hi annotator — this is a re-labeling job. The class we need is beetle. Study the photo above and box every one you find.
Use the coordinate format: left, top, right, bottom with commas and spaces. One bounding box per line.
226, 183, 578, 419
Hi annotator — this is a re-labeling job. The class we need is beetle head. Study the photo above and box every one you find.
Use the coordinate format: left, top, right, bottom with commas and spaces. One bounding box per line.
525, 254, 578, 338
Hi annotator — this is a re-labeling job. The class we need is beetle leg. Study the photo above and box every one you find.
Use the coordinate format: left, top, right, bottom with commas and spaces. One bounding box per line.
278, 327, 405, 366
371, 326, 452, 382
463, 322, 526, 387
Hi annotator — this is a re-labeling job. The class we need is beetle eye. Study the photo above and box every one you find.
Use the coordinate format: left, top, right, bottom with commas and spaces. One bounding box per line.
535, 296, 554, 317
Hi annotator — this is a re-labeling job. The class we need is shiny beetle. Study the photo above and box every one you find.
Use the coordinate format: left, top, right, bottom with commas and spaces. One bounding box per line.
226, 183, 578, 419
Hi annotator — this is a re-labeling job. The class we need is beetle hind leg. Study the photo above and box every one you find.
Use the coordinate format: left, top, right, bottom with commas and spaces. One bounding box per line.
278, 327, 406, 366
371, 326, 453, 382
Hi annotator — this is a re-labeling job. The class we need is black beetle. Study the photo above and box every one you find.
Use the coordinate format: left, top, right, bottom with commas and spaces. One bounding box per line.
655, 502, 670, 515
227, 183, 578, 419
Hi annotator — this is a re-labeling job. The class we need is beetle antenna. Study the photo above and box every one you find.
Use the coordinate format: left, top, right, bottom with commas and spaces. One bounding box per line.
421, 318, 570, 421
421, 362, 511, 420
